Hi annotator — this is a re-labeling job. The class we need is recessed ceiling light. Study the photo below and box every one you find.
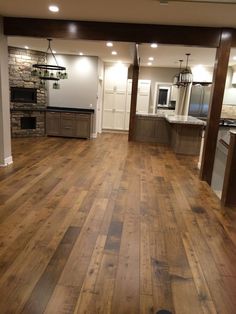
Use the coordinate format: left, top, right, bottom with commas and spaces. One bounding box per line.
79, 52, 83, 55
233, 56, 236, 60
52, 50, 56, 54
106, 42, 113, 47
24, 46, 29, 49
150, 43, 158, 48
49, 5, 59, 13
148, 62, 152, 66
112, 51, 117, 55
149, 57, 154, 61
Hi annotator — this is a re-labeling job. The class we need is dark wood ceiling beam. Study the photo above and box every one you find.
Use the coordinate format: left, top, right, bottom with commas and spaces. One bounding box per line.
3, 17, 223, 47
200, 29, 232, 184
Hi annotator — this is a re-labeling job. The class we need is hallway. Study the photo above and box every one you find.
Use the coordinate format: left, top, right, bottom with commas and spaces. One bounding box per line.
0, 133, 235, 313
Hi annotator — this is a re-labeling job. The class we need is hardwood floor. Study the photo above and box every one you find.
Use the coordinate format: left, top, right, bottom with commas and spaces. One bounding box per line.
0, 133, 236, 314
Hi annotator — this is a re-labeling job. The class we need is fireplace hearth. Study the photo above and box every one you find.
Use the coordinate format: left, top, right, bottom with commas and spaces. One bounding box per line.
11, 109, 45, 137
21, 117, 36, 129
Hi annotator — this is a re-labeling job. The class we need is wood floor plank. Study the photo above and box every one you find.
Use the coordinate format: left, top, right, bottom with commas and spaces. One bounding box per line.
73, 234, 107, 314
59, 198, 108, 287
0, 134, 235, 314
94, 253, 118, 314
21, 226, 81, 314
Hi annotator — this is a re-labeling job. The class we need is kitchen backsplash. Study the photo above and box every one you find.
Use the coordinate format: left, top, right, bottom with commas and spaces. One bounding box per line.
221, 105, 236, 119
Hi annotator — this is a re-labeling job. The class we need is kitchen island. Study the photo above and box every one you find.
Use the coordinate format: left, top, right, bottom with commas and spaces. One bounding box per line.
134, 113, 205, 155
211, 126, 236, 205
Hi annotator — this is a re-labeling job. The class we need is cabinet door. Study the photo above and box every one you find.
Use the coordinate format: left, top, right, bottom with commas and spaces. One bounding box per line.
103, 65, 128, 131
76, 114, 91, 138
60, 113, 76, 137
46, 112, 61, 136
136, 80, 151, 114
114, 90, 126, 130
103, 89, 115, 129
155, 118, 170, 144
125, 79, 132, 130
135, 117, 156, 140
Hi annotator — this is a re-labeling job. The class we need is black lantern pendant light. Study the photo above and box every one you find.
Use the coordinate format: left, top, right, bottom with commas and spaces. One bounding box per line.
173, 59, 183, 87
31, 39, 68, 89
180, 53, 193, 85
173, 53, 193, 87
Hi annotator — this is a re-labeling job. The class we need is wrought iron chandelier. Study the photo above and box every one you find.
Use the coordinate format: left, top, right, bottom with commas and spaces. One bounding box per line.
31, 39, 68, 89
173, 53, 193, 87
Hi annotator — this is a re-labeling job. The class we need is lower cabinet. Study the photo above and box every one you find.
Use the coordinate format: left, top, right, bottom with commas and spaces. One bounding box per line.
46, 112, 61, 136
46, 111, 93, 139
75, 114, 91, 138
60, 113, 76, 137
134, 116, 170, 144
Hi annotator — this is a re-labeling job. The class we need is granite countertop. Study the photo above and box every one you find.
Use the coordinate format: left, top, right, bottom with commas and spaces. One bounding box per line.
46, 106, 94, 113
219, 129, 236, 150
165, 115, 206, 125
136, 113, 206, 126
136, 113, 166, 118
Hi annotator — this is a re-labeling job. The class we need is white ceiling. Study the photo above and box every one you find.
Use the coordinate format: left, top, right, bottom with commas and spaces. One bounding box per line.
1, 0, 236, 27
7, 36, 236, 68
2, 0, 236, 67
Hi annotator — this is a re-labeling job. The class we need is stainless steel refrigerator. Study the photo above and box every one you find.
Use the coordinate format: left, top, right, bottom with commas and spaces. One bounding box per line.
188, 83, 212, 118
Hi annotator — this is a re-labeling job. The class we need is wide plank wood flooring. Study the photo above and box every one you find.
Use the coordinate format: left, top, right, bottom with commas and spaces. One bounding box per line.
0, 133, 236, 314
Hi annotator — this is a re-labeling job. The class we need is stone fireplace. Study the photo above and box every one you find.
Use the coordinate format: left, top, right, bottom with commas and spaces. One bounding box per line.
9, 47, 48, 137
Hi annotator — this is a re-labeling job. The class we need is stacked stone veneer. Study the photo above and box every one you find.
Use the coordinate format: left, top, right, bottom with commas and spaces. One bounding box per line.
9, 46, 47, 137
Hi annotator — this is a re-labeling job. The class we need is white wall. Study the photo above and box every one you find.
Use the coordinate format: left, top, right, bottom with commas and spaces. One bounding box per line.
0, 18, 12, 166
48, 55, 98, 109
139, 67, 178, 112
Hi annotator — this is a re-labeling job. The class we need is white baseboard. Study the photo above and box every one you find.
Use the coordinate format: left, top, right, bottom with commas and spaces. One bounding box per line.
0, 155, 13, 167
91, 133, 97, 138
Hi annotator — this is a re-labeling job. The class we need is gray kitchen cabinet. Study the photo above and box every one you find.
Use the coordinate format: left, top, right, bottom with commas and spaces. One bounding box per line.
46, 110, 93, 139
134, 116, 170, 144
60, 112, 76, 137
155, 117, 170, 144
46, 111, 61, 136
76, 114, 91, 139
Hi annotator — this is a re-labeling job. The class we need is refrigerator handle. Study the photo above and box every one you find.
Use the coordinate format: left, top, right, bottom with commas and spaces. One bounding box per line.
200, 86, 204, 115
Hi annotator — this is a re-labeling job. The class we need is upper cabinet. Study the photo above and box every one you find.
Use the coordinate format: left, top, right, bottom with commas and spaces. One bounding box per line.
103, 64, 129, 131
136, 80, 151, 114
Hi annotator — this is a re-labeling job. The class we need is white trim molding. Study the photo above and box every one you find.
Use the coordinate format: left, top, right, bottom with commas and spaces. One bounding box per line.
0, 156, 13, 167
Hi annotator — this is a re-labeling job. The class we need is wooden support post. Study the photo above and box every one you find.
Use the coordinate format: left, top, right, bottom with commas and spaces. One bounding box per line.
200, 29, 232, 184
128, 44, 139, 141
